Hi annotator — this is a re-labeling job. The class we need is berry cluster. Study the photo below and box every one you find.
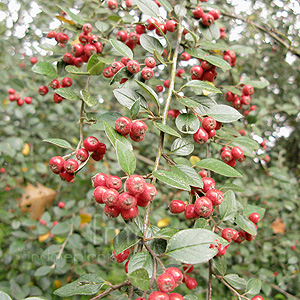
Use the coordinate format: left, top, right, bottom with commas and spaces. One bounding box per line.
46, 30, 69, 47
92, 174, 157, 220
225, 84, 255, 113
220, 145, 245, 167
48, 136, 106, 182
222, 50, 237, 67
7, 88, 32, 106
115, 117, 147, 142
193, 116, 222, 144
219, 26, 226, 39
192, 6, 220, 27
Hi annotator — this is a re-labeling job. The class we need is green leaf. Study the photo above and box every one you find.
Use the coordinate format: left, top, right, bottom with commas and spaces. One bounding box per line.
186, 48, 209, 60
157, 0, 172, 12
152, 170, 190, 191
57, 5, 85, 25
192, 96, 218, 115
244, 205, 266, 221
221, 183, 245, 193
154, 122, 181, 138
194, 158, 242, 177
219, 191, 237, 221
170, 138, 194, 156
204, 55, 232, 71
174, 4, 187, 17
43, 138, 73, 149
229, 45, 255, 54
239, 76, 269, 89
34, 266, 51, 277
184, 295, 198, 300
95, 21, 110, 32
246, 278, 262, 295
134, 0, 160, 17
32, 62, 58, 78
213, 256, 227, 275
194, 218, 210, 229
135, 80, 159, 110
224, 274, 247, 290
175, 113, 200, 134
113, 228, 141, 255
42, 245, 61, 257
153, 227, 179, 240
128, 252, 153, 277
235, 214, 257, 236
116, 140, 136, 175
233, 137, 259, 150
206, 104, 243, 123
65, 65, 89, 75
88, 111, 122, 130
0, 292, 12, 300
166, 229, 223, 264
140, 34, 163, 54
183, 27, 198, 46
54, 274, 106, 296
172, 164, 203, 188
200, 22, 220, 41
130, 99, 140, 119
110, 67, 133, 86
87, 54, 105, 75
154, 50, 166, 66
200, 41, 228, 51
55, 88, 80, 101
128, 268, 150, 291
113, 88, 142, 109
176, 97, 199, 108
9, 78, 25, 90
182, 80, 221, 93
103, 121, 133, 150
51, 222, 71, 235
110, 39, 133, 59
223, 85, 242, 96
80, 90, 98, 107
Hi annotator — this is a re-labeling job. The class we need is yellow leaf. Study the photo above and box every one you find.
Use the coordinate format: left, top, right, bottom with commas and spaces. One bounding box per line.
3, 99, 9, 107
71, 38, 80, 46
190, 156, 200, 165
211, 50, 223, 56
22, 143, 30, 156
100, 222, 106, 227
21, 167, 28, 172
56, 15, 75, 25
157, 217, 170, 228
54, 279, 62, 289
115, 229, 120, 235
38, 232, 50, 242
79, 213, 92, 224
203, 82, 215, 96
272, 217, 285, 234
55, 236, 65, 243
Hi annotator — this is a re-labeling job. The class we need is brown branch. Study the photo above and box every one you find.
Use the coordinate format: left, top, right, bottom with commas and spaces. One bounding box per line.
221, 11, 300, 59
207, 259, 213, 300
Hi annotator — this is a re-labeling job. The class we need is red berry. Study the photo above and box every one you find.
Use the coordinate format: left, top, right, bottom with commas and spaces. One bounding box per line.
136, 197, 150, 207
135, 24, 146, 34
180, 52, 191, 61
221, 228, 234, 242
113, 249, 130, 263
0, 168, 5, 173
128, 32, 139, 44
202, 14, 215, 26
59, 170, 75, 182
108, 0, 118, 10
207, 129, 216, 139
164, 80, 170, 88
121, 57, 131, 66
111, 61, 125, 74
73, 57, 83, 68
94, 42, 103, 53
103, 189, 119, 206
92, 173, 108, 188
58, 202, 65, 209
125, 259, 130, 273
84, 43, 97, 57
226, 158, 236, 167
234, 231, 247, 244
47, 31, 56, 38
185, 276, 197, 290
184, 204, 198, 219
231, 229, 239, 241
106, 175, 122, 190
249, 213, 260, 224
203, 69, 217, 82
192, 6, 204, 19
120, 206, 139, 220
91, 152, 103, 162
193, 127, 209, 144
82, 23, 93, 34
115, 116, 132, 135
24, 97, 32, 104
148, 291, 169, 300
127, 60, 140, 74
190, 65, 203, 79
201, 177, 215, 193
216, 243, 227, 256
49, 156, 65, 174
194, 196, 213, 218
157, 273, 176, 293
141, 67, 154, 80
125, 40, 135, 50
252, 296, 263, 300
94, 186, 108, 204
119, 192, 137, 210
76, 148, 89, 162
38, 85, 49, 96
126, 175, 146, 195
145, 57, 156, 68
104, 204, 120, 218
103, 67, 114, 78
130, 120, 147, 138
201, 60, 213, 70
243, 84, 254, 96
145, 18, 159, 31
53, 93, 64, 103
199, 170, 207, 178
166, 20, 178, 32
61, 77, 73, 87
250, 105, 257, 111
136, 183, 157, 202
209, 9, 220, 20
168, 294, 184, 300
169, 200, 186, 214
64, 159, 79, 173
72, 44, 84, 57
30, 57, 37, 65
202, 117, 217, 131
221, 149, 232, 162
125, 0, 133, 8
231, 146, 244, 161
156, 24, 167, 36
17, 99, 24, 106
205, 189, 223, 206
241, 95, 251, 105
183, 264, 194, 273
117, 30, 128, 42
9, 95, 15, 101
224, 91, 234, 102
83, 136, 100, 152
166, 267, 183, 287
94, 143, 106, 155
8, 88, 15, 94
176, 69, 185, 78
155, 85, 163, 93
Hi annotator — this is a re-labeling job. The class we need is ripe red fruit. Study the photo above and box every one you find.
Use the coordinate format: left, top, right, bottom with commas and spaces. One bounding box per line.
76, 148, 89, 162
47, 31, 56, 38
131, 120, 147, 137
243, 84, 254, 95
156, 24, 167, 36
145, 18, 159, 31
111, 61, 125, 74
72, 44, 84, 57
194, 196, 213, 218
136, 183, 157, 202
157, 273, 176, 293
103, 189, 119, 206
53, 93, 64, 103
193, 127, 209, 144
169, 200, 186, 214
115, 116, 132, 135
202, 13, 215, 26
148, 291, 169, 300
234, 231, 247, 244
168, 293, 184, 300
64, 159, 79, 173
145, 57, 156, 68
58, 202, 65, 209
0, 168, 5, 173
83, 136, 100, 152
209, 9, 220, 20
30, 57, 37, 65
17, 99, 24, 106
241, 95, 251, 105
126, 175, 146, 195
136, 197, 149, 207
166, 267, 183, 286
224, 91, 234, 102
8, 88, 15, 94
203, 69, 217, 82
61, 77, 73, 87
127, 60, 140, 74
125, 0, 133, 8
190, 65, 203, 79
216, 243, 227, 257
119, 192, 137, 210
226, 158, 236, 167
38, 85, 49, 96
107, 0, 118, 10
128, 32, 139, 44
103, 67, 114, 78
106, 175, 122, 190
201, 61, 213, 70
141, 67, 154, 80
249, 213, 260, 224
92, 173, 108, 188
59, 170, 75, 182
185, 276, 197, 290
94, 186, 108, 204
252, 296, 263, 300
201, 177, 215, 193
116, 30, 128, 42
24, 97, 32, 104
113, 249, 130, 263
121, 206, 139, 220
166, 20, 178, 32
135, 24, 146, 34
176, 69, 185, 78
184, 204, 198, 219
84, 44, 97, 57
250, 105, 257, 111
199, 170, 207, 178
207, 129, 216, 138
49, 156, 65, 174
206, 189, 223, 206
82, 23, 93, 34
104, 204, 120, 218
221, 228, 234, 242
183, 264, 194, 273
202, 116, 217, 131
192, 6, 204, 19
180, 52, 191, 61
221, 149, 232, 162
231, 229, 239, 241
231, 146, 244, 161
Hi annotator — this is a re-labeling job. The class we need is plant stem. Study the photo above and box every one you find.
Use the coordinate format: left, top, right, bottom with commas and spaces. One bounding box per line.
207, 259, 213, 300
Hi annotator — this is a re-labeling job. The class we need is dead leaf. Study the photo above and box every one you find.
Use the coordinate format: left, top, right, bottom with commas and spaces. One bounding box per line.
272, 217, 285, 234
